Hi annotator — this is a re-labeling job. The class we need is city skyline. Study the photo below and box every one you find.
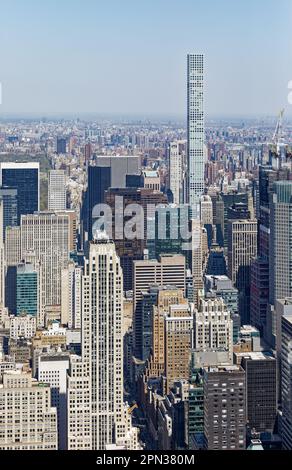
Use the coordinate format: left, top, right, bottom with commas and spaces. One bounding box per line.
0, 0, 292, 117
1, 0, 292, 457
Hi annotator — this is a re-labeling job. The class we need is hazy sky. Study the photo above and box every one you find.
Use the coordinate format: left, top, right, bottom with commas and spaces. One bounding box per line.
1, 0, 292, 117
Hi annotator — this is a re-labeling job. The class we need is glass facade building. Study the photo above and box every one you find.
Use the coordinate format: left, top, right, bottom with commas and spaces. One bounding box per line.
0, 163, 39, 224
16, 263, 38, 316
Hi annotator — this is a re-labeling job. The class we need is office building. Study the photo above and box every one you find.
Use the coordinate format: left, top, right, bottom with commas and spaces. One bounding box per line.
56, 209, 77, 252
0, 188, 18, 241
9, 314, 37, 340
56, 137, 67, 155
250, 257, 269, 333
233, 325, 261, 354
48, 170, 67, 211
105, 187, 167, 291
21, 212, 70, 326
151, 288, 188, 378
83, 156, 141, 241
228, 219, 257, 324
191, 219, 203, 307
0, 162, 39, 223
133, 254, 186, 359
148, 204, 190, 261
67, 355, 92, 450
164, 304, 193, 392
269, 182, 292, 305
0, 201, 5, 309
0, 371, 57, 450
238, 352, 277, 434
8, 337, 32, 364
38, 352, 70, 450
4, 226, 21, 267
215, 192, 249, 249
16, 262, 38, 316
142, 169, 160, 191
169, 141, 186, 205
140, 287, 160, 362
188, 369, 204, 448
81, 232, 140, 449
258, 165, 290, 259
203, 365, 246, 450
4, 226, 21, 316
281, 313, 292, 449
200, 195, 213, 225
205, 275, 240, 343
250, 167, 291, 339
205, 241, 227, 276
84, 142, 92, 162
193, 298, 233, 362
227, 202, 251, 221
61, 262, 82, 329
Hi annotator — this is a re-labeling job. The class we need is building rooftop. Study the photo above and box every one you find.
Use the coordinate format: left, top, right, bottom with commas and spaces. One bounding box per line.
236, 351, 275, 361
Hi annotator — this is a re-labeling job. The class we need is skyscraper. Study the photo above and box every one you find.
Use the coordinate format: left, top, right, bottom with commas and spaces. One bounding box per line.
16, 262, 38, 316
0, 162, 39, 223
187, 54, 205, 218
4, 226, 21, 267
191, 219, 204, 307
67, 355, 91, 450
238, 352, 277, 434
0, 371, 58, 450
140, 286, 160, 362
0, 188, 18, 241
228, 219, 258, 324
250, 167, 290, 336
38, 352, 70, 450
164, 303, 193, 392
151, 287, 188, 378
281, 312, 292, 449
193, 297, 233, 363
84, 142, 92, 162
21, 212, 70, 326
205, 275, 240, 343
56, 137, 67, 155
133, 254, 186, 359
0, 201, 5, 309
169, 141, 186, 205
203, 365, 246, 450
269, 181, 292, 305
105, 187, 167, 291
61, 262, 82, 329
81, 232, 140, 449
83, 156, 141, 242
148, 204, 190, 262
48, 170, 67, 211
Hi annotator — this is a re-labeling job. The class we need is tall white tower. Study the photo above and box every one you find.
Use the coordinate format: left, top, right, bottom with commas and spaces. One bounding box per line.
48, 170, 67, 210
187, 54, 205, 219
82, 231, 140, 450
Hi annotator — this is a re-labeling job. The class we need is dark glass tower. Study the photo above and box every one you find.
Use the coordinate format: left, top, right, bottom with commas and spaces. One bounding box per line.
82, 156, 141, 243
86, 165, 111, 240
0, 163, 39, 224
57, 137, 67, 154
